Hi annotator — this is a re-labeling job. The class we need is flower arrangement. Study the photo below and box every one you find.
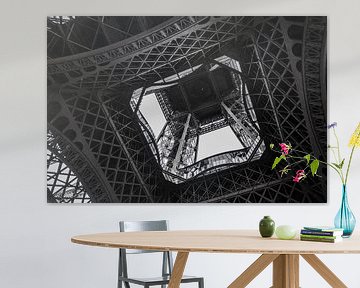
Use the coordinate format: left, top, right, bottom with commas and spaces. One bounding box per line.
270, 122, 360, 185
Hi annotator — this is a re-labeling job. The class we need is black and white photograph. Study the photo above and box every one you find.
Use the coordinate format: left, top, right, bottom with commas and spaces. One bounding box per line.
47, 16, 327, 203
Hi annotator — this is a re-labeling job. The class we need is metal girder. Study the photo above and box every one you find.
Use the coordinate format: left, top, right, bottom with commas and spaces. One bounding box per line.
244, 36, 285, 142
47, 128, 110, 203
302, 16, 327, 158
172, 113, 192, 172
48, 16, 256, 90
47, 85, 119, 202
204, 178, 286, 203
96, 92, 154, 202
48, 17, 215, 74
133, 86, 146, 113
279, 17, 323, 159
47, 149, 90, 203
47, 16, 171, 59
156, 112, 198, 181
221, 102, 255, 141
52, 85, 165, 202
172, 158, 325, 203
98, 91, 166, 202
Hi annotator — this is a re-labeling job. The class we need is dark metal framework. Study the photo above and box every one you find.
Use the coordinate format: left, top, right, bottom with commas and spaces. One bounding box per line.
47, 16, 327, 203
47, 149, 90, 203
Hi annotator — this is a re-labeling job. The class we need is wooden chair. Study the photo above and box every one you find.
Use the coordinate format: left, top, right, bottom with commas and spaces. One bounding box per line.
118, 220, 204, 288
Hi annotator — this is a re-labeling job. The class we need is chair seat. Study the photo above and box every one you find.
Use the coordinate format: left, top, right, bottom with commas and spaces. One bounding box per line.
119, 274, 203, 286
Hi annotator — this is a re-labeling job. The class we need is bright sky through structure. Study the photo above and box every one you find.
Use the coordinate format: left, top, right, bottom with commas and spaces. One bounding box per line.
197, 126, 243, 161
140, 94, 244, 162
139, 93, 166, 138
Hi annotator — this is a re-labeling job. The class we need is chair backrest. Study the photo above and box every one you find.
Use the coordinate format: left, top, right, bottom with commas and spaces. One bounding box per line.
119, 220, 169, 254
118, 220, 173, 282
120, 220, 168, 232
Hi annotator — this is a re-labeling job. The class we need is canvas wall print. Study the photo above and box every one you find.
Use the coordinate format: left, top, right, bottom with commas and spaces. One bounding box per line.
47, 16, 327, 203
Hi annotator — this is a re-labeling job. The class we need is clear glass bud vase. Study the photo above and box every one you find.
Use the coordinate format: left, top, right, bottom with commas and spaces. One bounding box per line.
334, 185, 356, 237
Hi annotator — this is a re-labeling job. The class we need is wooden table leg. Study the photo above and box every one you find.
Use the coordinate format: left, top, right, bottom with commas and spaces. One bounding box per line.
228, 254, 279, 288
168, 252, 189, 288
272, 254, 299, 288
301, 254, 347, 288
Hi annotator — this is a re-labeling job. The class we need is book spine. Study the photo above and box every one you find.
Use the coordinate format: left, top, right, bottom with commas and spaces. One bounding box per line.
300, 230, 336, 236
300, 237, 337, 243
300, 234, 337, 240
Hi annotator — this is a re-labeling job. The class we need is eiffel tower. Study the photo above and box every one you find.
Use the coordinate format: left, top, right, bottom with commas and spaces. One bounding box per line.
47, 16, 327, 203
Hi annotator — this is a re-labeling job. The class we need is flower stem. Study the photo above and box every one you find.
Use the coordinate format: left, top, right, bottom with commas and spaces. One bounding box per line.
330, 147, 339, 164
290, 147, 346, 183
345, 145, 356, 185
333, 127, 342, 162
332, 127, 346, 182
344, 128, 360, 185
287, 154, 345, 183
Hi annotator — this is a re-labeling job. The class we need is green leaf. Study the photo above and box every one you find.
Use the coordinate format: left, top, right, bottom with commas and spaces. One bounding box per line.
339, 159, 345, 169
269, 143, 274, 149
304, 154, 311, 164
331, 159, 344, 169
332, 163, 340, 169
310, 159, 320, 176
332, 159, 345, 169
271, 154, 285, 170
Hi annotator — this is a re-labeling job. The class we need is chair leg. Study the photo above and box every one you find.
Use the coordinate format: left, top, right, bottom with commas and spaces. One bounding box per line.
198, 278, 204, 288
118, 278, 131, 288
118, 280, 130, 288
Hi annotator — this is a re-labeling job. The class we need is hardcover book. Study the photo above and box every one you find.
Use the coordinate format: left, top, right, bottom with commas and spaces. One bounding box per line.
301, 229, 343, 237
300, 236, 343, 243
300, 234, 341, 240
303, 226, 343, 231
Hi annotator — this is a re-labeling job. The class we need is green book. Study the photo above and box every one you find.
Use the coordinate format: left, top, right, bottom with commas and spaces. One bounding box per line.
300, 234, 339, 240
300, 236, 342, 243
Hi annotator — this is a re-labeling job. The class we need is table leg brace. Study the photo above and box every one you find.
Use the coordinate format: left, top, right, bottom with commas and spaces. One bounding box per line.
301, 254, 347, 288
228, 254, 280, 288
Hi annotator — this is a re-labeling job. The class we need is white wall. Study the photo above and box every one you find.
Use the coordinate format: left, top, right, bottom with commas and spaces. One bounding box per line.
1, 0, 360, 287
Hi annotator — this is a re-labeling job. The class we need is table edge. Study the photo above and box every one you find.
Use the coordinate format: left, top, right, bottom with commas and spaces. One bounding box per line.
71, 236, 360, 255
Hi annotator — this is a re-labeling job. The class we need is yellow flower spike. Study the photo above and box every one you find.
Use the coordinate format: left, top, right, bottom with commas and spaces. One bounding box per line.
349, 122, 360, 148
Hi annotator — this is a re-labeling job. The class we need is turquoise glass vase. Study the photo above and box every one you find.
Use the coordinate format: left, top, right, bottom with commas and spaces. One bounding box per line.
334, 185, 356, 237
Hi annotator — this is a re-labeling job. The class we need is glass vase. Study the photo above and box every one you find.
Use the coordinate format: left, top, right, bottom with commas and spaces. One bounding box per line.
334, 185, 356, 237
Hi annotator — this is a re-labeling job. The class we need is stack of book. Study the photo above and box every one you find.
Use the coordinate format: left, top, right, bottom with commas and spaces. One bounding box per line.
300, 226, 344, 243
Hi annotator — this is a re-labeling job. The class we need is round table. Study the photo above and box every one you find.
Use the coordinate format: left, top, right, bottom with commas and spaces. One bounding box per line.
72, 230, 360, 288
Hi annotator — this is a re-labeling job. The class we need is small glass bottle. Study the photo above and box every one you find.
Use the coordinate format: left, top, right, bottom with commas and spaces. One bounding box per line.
259, 216, 275, 238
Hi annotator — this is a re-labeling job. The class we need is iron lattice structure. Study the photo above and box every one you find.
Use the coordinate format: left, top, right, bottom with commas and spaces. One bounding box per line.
47, 16, 327, 203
